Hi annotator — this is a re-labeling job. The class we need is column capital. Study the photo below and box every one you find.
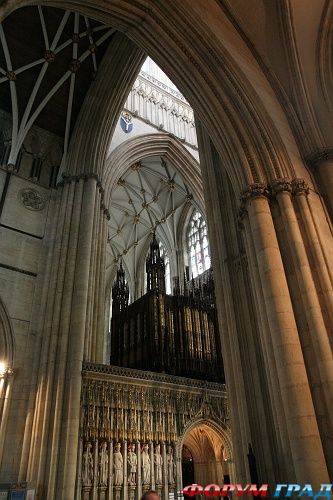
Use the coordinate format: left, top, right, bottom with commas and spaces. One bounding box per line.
237, 182, 269, 229
241, 182, 268, 205
238, 183, 268, 227
291, 178, 310, 196
306, 148, 333, 166
270, 178, 292, 196
57, 171, 101, 188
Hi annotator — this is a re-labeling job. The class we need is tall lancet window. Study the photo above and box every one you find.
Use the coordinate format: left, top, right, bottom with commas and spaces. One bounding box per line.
187, 210, 211, 278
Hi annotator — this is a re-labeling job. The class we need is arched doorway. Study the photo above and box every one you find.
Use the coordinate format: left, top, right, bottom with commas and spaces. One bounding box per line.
181, 422, 232, 488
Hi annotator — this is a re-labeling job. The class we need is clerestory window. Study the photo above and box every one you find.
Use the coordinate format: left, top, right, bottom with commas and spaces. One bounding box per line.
187, 210, 211, 278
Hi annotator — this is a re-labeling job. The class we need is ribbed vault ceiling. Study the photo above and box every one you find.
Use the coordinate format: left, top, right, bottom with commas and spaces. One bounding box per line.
0, 5, 113, 169
183, 424, 225, 462
108, 155, 199, 268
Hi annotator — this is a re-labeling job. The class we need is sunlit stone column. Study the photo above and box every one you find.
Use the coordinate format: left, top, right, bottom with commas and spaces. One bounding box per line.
243, 182, 329, 484
241, 214, 294, 481
58, 176, 98, 497
271, 178, 333, 477
291, 178, 333, 339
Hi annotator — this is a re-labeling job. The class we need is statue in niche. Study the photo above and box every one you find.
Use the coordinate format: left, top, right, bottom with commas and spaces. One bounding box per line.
141, 443, 151, 484
166, 445, 175, 484
113, 442, 124, 486
82, 442, 94, 486
154, 444, 163, 485
127, 443, 138, 484
98, 441, 109, 486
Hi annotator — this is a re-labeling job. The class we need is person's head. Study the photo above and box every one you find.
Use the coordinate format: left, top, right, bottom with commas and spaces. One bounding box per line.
140, 491, 160, 500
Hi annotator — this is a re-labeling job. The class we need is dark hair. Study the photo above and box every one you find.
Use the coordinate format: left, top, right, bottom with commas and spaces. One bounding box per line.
140, 491, 159, 500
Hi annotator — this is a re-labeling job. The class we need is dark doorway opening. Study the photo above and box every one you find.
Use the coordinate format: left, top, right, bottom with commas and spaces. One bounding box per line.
182, 445, 195, 486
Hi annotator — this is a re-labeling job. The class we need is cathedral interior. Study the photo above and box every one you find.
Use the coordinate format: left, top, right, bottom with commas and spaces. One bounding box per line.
0, 1, 333, 499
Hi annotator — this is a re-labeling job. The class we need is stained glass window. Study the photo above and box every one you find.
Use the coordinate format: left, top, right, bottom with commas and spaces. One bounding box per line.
187, 210, 211, 278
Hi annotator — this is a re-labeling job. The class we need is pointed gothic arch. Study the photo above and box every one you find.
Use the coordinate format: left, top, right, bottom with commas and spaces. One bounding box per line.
0, 1, 313, 196
177, 417, 234, 486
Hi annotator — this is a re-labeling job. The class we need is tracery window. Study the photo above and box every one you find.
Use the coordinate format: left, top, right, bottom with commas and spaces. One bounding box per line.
187, 210, 211, 278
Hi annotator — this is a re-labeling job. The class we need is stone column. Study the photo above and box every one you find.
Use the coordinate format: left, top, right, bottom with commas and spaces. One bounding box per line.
25, 181, 73, 489
243, 182, 329, 484
242, 214, 294, 481
292, 179, 333, 337
46, 177, 85, 497
271, 178, 333, 476
85, 189, 101, 362
97, 211, 108, 362
57, 176, 98, 497
75, 438, 83, 500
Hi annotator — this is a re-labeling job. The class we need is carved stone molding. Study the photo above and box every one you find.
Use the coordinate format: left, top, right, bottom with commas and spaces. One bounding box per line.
80, 368, 229, 443
270, 178, 292, 196
291, 178, 310, 196
82, 362, 226, 392
241, 182, 268, 205
18, 188, 46, 211
306, 148, 333, 166
238, 182, 268, 225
